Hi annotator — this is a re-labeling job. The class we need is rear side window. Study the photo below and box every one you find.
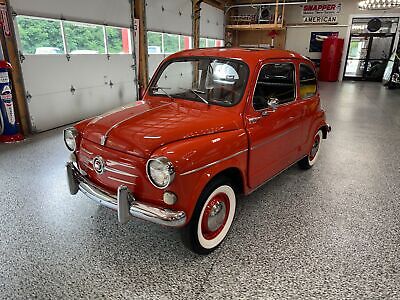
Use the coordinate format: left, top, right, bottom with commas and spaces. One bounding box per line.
300, 64, 317, 99
253, 63, 296, 110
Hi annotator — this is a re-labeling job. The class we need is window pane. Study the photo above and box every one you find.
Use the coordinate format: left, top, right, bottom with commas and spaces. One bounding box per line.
147, 31, 162, 54
163, 33, 179, 53
107, 27, 131, 54
200, 38, 207, 48
64, 21, 104, 54
180, 35, 192, 50
300, 64, 317, 98
17, 16, 64, 54
150, 58, 249, 107
207, 39, 216, 47
253, 63, 295, 110
216, 39, 224, 47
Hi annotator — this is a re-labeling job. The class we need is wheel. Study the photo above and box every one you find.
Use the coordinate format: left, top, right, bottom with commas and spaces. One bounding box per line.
183, 177, 236, 254
298, 130, 323, 170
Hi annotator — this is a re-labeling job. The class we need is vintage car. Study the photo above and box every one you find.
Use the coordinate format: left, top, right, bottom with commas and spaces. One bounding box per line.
65, 48, 331, 254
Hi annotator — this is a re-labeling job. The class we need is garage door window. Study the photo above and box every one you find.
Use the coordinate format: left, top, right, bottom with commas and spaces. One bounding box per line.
17, 16, 64, 55
64, 21, 105, 54
106, 27, 131, 54
163, 33, 179, 54
253, 63, 296, 110
299, 64, 317, 99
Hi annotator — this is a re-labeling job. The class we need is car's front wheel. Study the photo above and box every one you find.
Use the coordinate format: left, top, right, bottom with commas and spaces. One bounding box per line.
184, 177, 236, 254
299, 130, 323, 169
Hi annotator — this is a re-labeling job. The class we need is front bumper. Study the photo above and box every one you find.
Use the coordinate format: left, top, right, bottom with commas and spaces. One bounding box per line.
66, 162, 186, 227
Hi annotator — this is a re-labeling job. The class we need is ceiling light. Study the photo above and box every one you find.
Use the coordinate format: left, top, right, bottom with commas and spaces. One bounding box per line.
359, 0, 400, 10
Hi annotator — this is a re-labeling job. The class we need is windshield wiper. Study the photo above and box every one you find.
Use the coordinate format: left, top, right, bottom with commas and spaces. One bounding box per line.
150, 86, 174, 101
178, 88, 209, 105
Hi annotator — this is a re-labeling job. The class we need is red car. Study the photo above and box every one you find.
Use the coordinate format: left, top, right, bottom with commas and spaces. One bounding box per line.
65, 48, 331, 254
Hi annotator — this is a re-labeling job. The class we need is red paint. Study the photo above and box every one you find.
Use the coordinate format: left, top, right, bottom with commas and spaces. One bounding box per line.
183, 36, 191, 50
73, 48, 329, 225
121, 28, 130, 54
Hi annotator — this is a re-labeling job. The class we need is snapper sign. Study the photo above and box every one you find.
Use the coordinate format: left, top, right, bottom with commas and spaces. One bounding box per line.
302, 2, 342, 24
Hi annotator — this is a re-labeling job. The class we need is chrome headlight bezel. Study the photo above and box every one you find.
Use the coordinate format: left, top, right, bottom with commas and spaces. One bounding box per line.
64, 127, 78, 152
146, 157, 175, 189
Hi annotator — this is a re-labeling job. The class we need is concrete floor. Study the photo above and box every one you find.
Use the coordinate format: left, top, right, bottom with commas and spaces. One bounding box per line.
0, 81, 399, 299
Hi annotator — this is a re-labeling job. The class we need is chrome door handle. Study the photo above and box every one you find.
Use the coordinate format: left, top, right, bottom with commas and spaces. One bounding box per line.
248, 117, 262, 124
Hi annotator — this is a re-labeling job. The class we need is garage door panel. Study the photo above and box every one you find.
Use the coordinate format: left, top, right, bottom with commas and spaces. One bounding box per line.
10, 0, 131, 27
146, 0, 192, 35
22, 54, 136, 132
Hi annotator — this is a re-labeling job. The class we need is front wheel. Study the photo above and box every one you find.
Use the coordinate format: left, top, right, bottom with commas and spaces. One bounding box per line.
298, 130, 323, 170
183, 177, 236, 254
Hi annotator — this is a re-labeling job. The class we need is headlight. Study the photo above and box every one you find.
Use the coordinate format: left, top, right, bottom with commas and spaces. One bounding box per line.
146, 157, 175, 189
64, 127, 78, 151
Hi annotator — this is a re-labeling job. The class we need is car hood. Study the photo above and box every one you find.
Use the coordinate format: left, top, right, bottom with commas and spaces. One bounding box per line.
82, 99, 242, 158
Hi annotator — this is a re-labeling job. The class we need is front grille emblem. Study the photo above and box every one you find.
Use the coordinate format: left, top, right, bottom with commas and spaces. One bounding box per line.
93, 156, 105, 174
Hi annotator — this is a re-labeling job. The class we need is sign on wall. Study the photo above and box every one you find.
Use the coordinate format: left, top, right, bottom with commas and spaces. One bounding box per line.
302, 2, 342, 24
0, 4, 11, 37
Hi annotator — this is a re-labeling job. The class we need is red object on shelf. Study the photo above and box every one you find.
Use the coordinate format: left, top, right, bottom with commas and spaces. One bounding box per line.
319, 36, 344, 82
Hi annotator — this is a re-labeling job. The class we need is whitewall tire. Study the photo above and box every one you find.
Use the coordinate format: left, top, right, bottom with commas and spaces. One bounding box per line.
299, 130, 323, 169
184, 177, 236, 254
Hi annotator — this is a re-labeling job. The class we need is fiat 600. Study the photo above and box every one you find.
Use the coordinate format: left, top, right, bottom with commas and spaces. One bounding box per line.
65, 48, 330, 254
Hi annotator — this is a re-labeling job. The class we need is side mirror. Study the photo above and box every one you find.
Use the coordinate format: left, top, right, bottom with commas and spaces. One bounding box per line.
267, 97, 279, 110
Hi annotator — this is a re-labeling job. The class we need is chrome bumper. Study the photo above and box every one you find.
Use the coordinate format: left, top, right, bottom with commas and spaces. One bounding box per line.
66, 162, 186, 227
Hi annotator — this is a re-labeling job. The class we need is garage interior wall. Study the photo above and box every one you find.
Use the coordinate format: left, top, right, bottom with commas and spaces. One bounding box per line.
146, 0, 224, 78
10, 0, 137, 132
285, 0, 400, 60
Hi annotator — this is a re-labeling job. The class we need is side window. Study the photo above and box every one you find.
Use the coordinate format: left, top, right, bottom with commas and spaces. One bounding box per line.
253, 63, 295, 110
300, 64, 317, 99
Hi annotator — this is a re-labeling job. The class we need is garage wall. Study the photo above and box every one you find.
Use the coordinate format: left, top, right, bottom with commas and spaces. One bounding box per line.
284, 0, 400, 60
10, 0, 137, 132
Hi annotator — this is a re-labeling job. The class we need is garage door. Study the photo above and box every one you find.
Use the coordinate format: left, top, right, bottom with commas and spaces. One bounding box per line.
11, 0, 137, 132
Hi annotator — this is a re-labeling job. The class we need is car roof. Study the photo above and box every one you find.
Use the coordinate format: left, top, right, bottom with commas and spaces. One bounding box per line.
167, 47, 309, 65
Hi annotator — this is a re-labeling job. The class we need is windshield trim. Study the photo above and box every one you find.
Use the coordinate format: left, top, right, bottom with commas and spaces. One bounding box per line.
148, 56, 250, 107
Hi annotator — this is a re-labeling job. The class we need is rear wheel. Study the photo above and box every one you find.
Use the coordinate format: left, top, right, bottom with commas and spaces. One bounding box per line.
184, 177, 236, 254
299, 130, 323, 170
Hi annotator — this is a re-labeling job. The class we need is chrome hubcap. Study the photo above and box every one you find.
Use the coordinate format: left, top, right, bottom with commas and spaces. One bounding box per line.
207, 201, 226, 232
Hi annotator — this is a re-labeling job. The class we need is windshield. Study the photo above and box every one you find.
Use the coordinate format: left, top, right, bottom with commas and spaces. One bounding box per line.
149, 57, 249, 106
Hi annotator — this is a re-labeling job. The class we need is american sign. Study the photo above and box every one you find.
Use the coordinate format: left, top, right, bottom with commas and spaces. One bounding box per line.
302, 2, 342, 24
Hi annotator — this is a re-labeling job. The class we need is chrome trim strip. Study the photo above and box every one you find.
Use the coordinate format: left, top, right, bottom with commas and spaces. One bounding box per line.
66, 162, 186, 227
107, 160, 136, 170
80, 148, 93, 156
104, 166, 138, 178
101, 103, 172, 146
250, 125, 300, 151
180, 149, 248, 176
107, 176, 136, 185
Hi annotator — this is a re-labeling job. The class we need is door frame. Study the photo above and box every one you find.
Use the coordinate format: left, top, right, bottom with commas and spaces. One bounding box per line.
343, 32, 396, 81
339, 13, 400, 81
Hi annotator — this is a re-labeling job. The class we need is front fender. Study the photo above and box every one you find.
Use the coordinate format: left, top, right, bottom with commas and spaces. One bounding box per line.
151, 129, 248, 222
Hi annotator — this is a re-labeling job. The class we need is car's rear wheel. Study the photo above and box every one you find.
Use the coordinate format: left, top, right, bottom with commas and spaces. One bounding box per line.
299, 130, 323, 170
183, 177, 236, 254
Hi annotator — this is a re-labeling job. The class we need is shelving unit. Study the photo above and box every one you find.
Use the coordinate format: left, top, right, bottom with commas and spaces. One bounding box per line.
225, 0, 287, 49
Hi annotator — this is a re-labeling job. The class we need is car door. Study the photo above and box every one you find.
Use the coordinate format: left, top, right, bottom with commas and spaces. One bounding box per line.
246, 60, 304, 189
298, 63, 319, 153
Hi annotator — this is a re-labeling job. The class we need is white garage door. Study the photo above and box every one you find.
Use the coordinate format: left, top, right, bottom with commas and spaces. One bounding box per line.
11, 0, 137, 132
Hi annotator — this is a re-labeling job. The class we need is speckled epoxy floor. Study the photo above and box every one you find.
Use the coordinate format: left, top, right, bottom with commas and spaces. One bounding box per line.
0, 82, 399, 299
